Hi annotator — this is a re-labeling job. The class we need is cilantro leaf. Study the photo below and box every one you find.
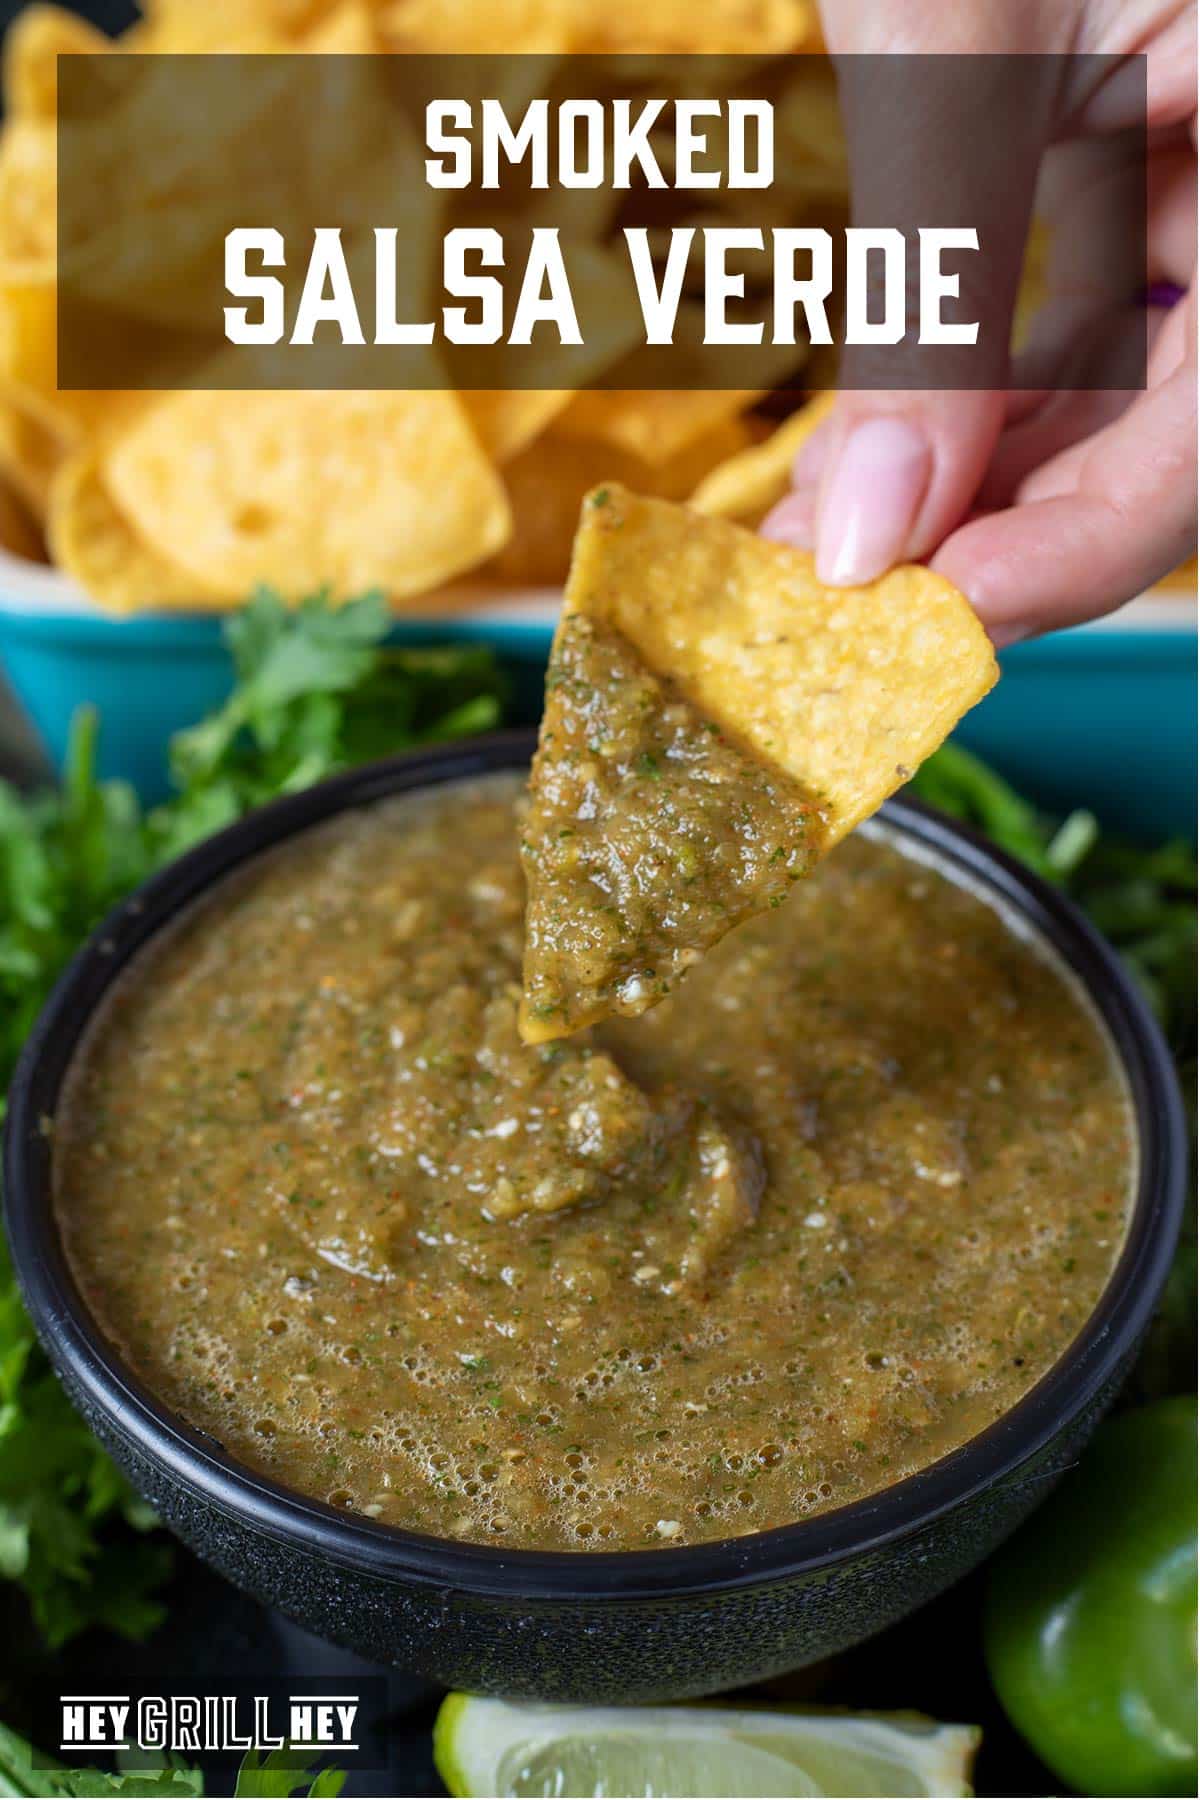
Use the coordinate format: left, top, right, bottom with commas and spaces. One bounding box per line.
233, 1747, 346, 1798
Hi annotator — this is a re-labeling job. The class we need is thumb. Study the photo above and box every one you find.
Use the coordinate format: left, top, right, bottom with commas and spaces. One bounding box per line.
764, 390, 1006, 587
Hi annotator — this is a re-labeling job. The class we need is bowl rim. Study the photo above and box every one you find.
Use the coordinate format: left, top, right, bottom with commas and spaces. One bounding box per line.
3, 730, 1187, 1603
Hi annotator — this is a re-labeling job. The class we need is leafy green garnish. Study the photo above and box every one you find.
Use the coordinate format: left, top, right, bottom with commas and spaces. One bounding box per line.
910, 741, 1097, 885
152, 588, 507, 862
0, 590, 507, 1644
912, 742, 1197, 1052
228, 1747, 345, 1798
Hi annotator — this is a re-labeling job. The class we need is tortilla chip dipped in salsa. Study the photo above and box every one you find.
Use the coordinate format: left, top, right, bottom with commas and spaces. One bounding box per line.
519, 485, 998, 1043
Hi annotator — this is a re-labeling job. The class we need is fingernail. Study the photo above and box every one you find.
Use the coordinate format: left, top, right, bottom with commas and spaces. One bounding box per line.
760, 488, 816, 547
815, 416, 932, 585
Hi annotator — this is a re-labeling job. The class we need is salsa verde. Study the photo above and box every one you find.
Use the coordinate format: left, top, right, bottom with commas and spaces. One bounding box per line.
55, 773, 1133, 1549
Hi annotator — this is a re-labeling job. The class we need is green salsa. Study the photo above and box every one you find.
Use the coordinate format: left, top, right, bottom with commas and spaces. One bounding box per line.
55, 773, 1133, 1550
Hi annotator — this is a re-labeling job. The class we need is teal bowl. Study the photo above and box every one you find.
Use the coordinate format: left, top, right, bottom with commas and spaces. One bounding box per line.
0, 554, 1194, 838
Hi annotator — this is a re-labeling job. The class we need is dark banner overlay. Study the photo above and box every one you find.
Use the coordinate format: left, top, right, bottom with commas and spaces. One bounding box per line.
57, 53, 1148, 392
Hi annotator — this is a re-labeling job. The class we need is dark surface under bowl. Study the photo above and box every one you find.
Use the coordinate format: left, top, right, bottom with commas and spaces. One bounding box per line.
3, 733, 1186, 1703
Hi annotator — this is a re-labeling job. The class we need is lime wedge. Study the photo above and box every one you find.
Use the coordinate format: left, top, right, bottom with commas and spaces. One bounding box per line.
434, 1694, 981, 1798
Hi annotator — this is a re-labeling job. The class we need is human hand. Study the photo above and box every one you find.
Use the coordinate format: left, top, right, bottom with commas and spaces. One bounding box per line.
762, 0, 1198, 643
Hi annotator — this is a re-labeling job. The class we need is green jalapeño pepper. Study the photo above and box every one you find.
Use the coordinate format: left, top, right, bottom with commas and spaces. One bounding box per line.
984, 1396, 1197, 1797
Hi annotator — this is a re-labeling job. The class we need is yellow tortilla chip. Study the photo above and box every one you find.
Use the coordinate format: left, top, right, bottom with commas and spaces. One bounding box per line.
379, 0, 570, 51
691, 392, 834, 523
48, 449, 226, 613
557, 302, 804, 464
137, 0, 339, 50
298, 0, 377, 51
769, 63, 849, 208
0, 121, 56, 271
491, 417, 752, 586
0, 276, 128, 439
562, 485, 998, 846
0, 471, 46, 562
1013, 218, 1051, 354
557, 388, 764, 467
2, 4, 111, 120
0, 274, 58, 402
445, 239, 645, 405
102, 385, 512, 604
562, 0, 819, 52
58, 53, 418, 337
0, 386, 74, 518
462, 389, 573, 465
519, 486, 995, 1041
1153, 554, 1197, 592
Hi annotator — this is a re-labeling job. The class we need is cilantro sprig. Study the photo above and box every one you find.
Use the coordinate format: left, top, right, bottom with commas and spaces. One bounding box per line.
911, 740, 1197, 1053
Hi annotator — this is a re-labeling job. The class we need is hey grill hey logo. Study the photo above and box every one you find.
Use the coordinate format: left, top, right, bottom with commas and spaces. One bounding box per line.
60, 1693, 359, 1756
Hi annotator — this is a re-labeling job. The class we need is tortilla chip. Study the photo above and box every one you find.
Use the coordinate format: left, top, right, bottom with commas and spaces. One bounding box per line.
58, 53, 416, 338
0, 121, 56, 271
48, 449, 225, 612
691, 392, 834, 523
0, 276, 129, 439
491, 417, 752, 586
137, 0, 339, 50
445, 238, 645, 403
0, 386, 74, 517
520, 485, 996, 1038
102, 385, 512, 604
1013, 218, 1051, 354
298, 0, 377, 51
557, 388, 764, 467
462, 389, 573, 465
0, 273, 57, 400
565, 485, 997, 846
562, 0, 819, 52
770, 63, 849, 208
379, 0, 570, 51
0, 472, 46, 562
1153, 554, 1197, 592
2, 4, 111, 120
557, 301, 803, 464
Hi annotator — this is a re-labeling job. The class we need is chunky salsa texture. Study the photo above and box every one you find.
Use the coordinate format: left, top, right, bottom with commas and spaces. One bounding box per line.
55, 774, 1133, 1550
520, 612, 825, 1042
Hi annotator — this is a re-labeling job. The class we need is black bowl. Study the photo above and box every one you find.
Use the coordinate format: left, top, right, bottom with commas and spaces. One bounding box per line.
4, 733, 1186, 1702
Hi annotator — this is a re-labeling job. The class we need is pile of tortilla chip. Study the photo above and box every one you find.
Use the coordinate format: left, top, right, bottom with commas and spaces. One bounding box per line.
0, 3, 1068, 617
0, 0, 847, 611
